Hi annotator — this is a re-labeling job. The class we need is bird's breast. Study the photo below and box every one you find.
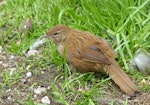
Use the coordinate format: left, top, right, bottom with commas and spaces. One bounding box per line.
57, 43, 64, 56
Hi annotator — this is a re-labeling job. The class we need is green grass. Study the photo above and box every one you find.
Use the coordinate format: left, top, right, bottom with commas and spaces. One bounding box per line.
0, 0, 150, 105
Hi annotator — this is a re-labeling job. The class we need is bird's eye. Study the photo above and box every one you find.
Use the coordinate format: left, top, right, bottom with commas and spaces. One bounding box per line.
53, 32, 58, 35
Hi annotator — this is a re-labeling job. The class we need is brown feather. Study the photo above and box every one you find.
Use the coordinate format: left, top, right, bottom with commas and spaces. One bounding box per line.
46, 25, 139, 95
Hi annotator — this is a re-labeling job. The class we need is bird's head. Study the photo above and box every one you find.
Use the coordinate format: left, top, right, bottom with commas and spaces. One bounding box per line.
45, 25, 71, 44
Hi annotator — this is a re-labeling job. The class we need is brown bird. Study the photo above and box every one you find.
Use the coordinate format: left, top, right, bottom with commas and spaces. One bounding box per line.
46, 25, 138, 95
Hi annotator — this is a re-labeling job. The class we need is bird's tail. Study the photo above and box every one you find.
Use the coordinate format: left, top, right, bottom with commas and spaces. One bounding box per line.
104, 60, 138, 95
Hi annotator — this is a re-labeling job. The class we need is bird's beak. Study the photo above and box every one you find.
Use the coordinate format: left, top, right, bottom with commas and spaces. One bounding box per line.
42, 34, 53, 40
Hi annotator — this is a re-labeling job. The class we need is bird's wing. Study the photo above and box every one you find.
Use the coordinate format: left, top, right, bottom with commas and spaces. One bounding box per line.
67, 30, 114, 65
80, 45, 111, 65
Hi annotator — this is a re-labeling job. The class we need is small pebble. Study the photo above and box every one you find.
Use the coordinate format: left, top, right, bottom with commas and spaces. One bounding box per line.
60, 76, 64, 79
41, 71, 44, 74
129, 49, 150, 75
47, 86, 50, 90
34, 94, 37, 98
34, 86, 46, 94
6, 89, 11, 92
0, 61, 3, 64
7, 95, 13, 101
41, 96, 50, 104
26, 65, 31, 70
26, 50, 39, 57
3, 63, 8, 67
9, 55, 15, 59
25, 72, 32, 78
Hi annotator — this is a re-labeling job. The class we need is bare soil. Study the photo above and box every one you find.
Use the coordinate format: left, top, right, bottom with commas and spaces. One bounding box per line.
0, 46, 150, 105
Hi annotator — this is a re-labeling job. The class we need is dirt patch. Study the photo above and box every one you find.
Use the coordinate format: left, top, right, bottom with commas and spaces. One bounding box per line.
0, 49, 60, 105
0, 47, 150, 105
